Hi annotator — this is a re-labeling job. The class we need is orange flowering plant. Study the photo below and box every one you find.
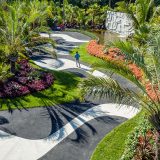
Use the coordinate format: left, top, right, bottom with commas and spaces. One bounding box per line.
86, 40, 159, 101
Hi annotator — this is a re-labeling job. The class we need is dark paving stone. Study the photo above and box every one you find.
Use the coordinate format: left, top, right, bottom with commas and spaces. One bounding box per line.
63, 68, 89, 78
0, 102, 97, 139
39, 115, 127, 160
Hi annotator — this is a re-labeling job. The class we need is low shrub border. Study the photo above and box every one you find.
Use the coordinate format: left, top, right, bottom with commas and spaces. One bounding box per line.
0, 59, 54, 98
121, 117, 155, 159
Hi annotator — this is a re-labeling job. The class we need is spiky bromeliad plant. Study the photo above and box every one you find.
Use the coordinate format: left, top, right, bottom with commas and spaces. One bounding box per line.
0, 0, 55, 73
81, 32, 160, 159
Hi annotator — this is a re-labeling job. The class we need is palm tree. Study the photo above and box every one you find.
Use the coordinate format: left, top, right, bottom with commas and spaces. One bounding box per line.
0, 1, 55, 73
74, 7, 86, 27
116, 0, 160, 44
116, 0, 157, 27
65, 4, 75, 25
81, 32, 160, 159
86, 3, 101, 27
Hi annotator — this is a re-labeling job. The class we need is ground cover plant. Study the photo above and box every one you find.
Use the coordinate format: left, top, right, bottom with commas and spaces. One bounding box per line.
0, 59, 54, 98
121, 116, 155, 159
87, 40, 143, 80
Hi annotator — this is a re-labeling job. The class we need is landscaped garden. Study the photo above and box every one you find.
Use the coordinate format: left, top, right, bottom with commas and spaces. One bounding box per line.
0, 1, 83, 112
0, 0, 160, 159
71, 0, 160, 159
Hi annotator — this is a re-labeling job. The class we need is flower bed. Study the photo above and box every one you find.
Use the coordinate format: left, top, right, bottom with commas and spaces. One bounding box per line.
0, 59, 54, 98
87, 40, 159, 101
87, 40, 160, 101
87, 40, 143, 80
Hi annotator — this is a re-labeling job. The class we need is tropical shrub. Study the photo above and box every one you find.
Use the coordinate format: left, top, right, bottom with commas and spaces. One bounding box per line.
121, 116, 156, 160
0, 63, 11, 84
0, 59, 54, 98
0, 0, 55, 73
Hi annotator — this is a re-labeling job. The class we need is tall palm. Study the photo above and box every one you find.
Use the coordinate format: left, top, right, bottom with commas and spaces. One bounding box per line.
65, 4, 75, 25
86, 3, 101, 27
81, 32, 160, 159
74, 7, 86, 27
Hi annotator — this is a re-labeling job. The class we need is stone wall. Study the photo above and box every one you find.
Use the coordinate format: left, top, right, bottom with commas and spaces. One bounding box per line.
106, 11, 134, 36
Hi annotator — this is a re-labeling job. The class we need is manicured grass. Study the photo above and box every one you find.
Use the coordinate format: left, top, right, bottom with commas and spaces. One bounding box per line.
0, 71, 82, 111
90, 112, 142, 160
70, 43, 102, 65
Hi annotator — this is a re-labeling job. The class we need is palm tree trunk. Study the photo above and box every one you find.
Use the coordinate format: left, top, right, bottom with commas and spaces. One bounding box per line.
9, 54, 18, 74
155, 131, 160, 160
62, 0, 65, 24
10, 61, 16, 73
109, 0, 111, 8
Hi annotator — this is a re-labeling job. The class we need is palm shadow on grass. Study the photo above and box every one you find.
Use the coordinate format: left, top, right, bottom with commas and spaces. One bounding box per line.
0, 70, 123, 144
0, 70, 81, 113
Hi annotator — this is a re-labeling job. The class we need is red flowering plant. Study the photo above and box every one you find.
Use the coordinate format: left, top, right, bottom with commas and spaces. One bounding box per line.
0, 59, 54, 98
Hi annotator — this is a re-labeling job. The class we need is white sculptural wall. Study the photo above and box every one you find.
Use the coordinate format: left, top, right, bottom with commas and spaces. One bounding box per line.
106, 11, 134, 36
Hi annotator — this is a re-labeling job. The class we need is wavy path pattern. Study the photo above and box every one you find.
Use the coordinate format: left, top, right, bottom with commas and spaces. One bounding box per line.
0, 32, 139, 160
0, 104, 138, 160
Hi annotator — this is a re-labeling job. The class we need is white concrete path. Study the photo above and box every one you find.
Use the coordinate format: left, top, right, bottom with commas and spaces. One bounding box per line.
40, 33, 89, 43
34, 58, 107, 78
0, 104, 138, 160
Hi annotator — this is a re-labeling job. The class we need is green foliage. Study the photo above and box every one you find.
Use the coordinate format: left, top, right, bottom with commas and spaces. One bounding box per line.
121, 115, 153, 159
0, 0, 56, 71
0, 62, 11, 83
50, 1, 110, 29
0, 70, 82, 111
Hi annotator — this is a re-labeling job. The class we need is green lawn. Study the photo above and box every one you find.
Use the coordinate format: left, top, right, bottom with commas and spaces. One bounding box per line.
91, 112, 142, 160
70, 43, 102, 65
0, 71, 82, 111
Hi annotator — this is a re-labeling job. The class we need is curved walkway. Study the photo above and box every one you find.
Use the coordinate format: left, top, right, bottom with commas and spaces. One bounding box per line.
36, 32, 108, 77
0, 104, 138, 160
0, 31, 139, 160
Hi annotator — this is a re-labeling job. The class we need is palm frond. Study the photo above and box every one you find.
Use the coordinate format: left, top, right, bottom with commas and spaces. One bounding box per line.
81, 76, 140, 106
92, 59, 140, 84
108, 40, 152, 80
